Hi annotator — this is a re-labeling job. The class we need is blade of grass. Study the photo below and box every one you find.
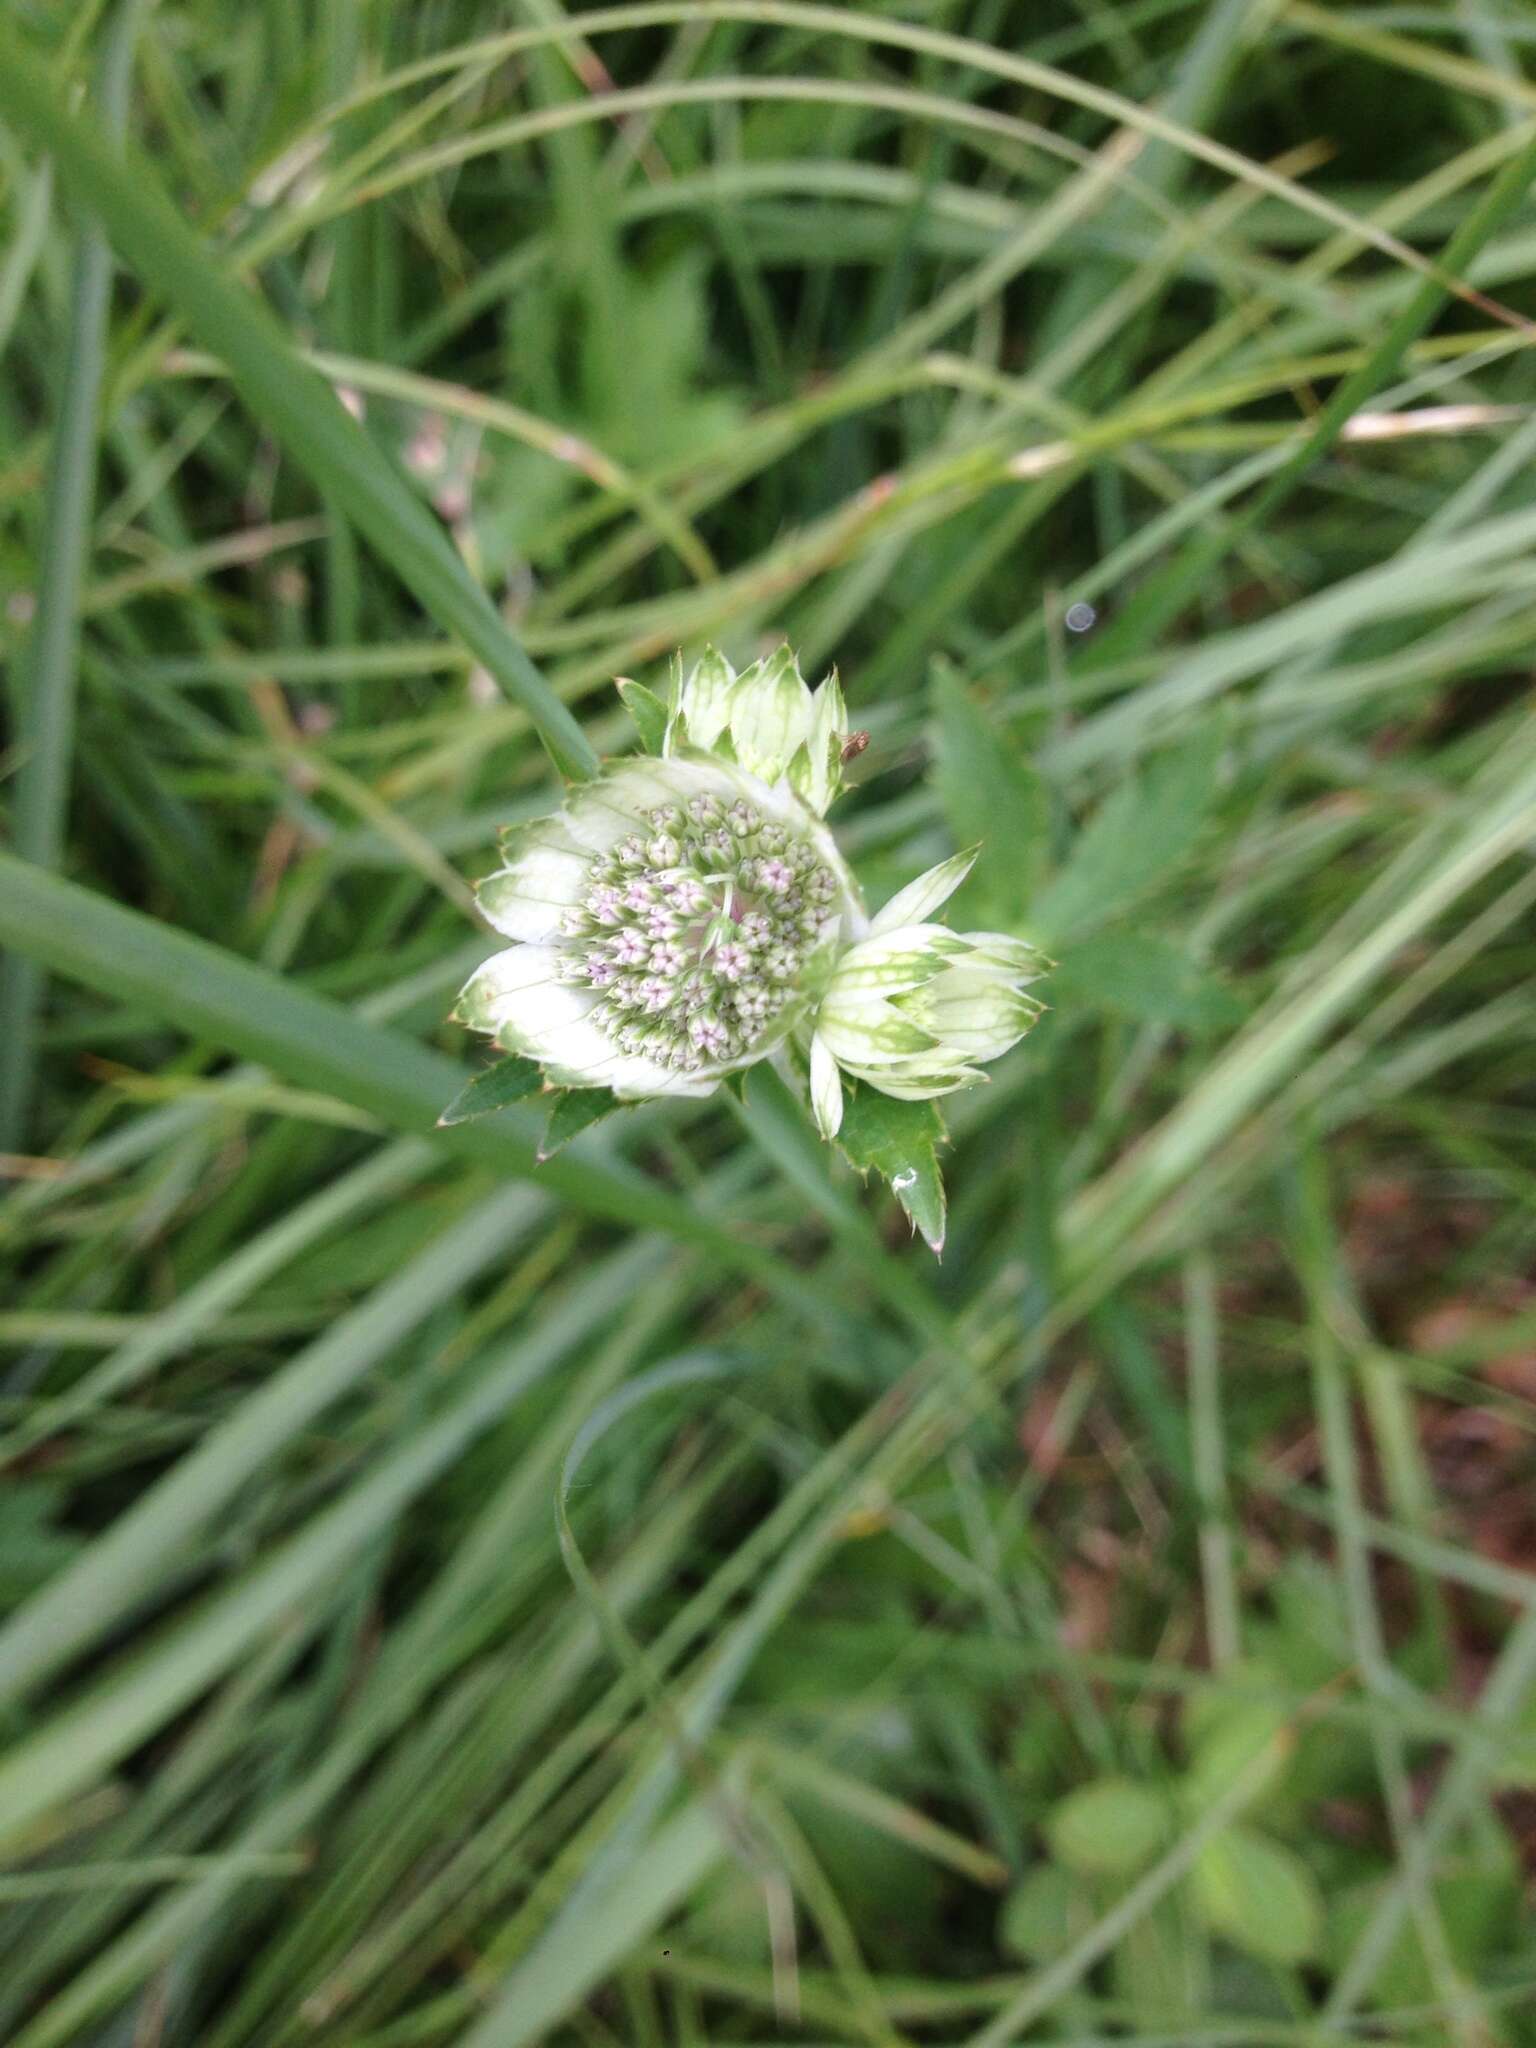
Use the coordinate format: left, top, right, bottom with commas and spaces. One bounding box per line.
1084, 117, 1536, 666
0, 22, 597, 783
0, 1240, 665, 1855
0, 0, 139, 1151
1291, 1145, 1483, 2043
1184, 1249, 1240, 1670
0, 1176, 540, 1705
0, 852, 825, 1309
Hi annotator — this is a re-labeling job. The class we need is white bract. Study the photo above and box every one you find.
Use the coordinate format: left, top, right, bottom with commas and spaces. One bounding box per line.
457, 648, 1049, 1124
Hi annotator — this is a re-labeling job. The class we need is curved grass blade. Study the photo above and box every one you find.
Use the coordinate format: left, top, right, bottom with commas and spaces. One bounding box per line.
0, 22, 598, 784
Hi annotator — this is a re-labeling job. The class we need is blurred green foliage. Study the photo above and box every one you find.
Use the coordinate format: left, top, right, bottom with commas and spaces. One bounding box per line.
2, 2, 1536, 2044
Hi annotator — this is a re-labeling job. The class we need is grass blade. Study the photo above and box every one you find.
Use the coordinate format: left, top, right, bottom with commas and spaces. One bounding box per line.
0, 1, 138, 1149
0, 853, 819, 1304
0, 21, 597, 783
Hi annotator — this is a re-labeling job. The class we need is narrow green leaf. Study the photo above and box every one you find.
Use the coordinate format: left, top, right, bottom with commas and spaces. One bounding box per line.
835, 1082, 948, 1256
615, 676, 670, 755
465, 1804, 725, 2048
0, 1185, 539, 1707
539, 1086, 623, 1159
0, 854, 806, 1307
0, 22, 597, 784
438, 1054, 544, 1127
1084, 121, 1536, 666
0, 1238, 663, 1849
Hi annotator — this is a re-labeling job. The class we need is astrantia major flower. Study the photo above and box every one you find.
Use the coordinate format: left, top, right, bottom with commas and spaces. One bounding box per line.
455, 748, 864, 1098
454, 646, 1049, 1197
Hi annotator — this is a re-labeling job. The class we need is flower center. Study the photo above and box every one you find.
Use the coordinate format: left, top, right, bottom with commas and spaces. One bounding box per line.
555, 793, 841, 1071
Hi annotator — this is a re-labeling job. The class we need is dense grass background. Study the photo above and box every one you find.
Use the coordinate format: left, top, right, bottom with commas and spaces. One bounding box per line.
4, 1, 1536, 2041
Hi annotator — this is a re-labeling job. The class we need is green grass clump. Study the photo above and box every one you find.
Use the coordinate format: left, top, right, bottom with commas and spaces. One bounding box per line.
3, 3, 1536, 2042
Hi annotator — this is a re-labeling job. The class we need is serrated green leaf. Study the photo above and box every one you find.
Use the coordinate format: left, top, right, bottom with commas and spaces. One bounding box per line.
1031, 727, 1221, 947
438, 1055, 544, 1127
930, 664, 1046, 925
539, 1087, 623, 1159
616, 678, 669, 756
1052, 930, 1243, 1034
834, 1082, 947, 1256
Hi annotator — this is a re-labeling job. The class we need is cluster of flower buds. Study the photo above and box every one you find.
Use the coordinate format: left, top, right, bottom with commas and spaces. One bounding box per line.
456, 646, 1047, 1122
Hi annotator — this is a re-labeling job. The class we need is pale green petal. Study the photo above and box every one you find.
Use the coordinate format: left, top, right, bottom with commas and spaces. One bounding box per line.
562, 758, 689, 852
908, 981, 1044, 1059
454, 944, 564, 1033
953, 930, 1052, 980
457, 949, 717, 1098
728, 645, 813, 783
541, 1023, 717, 1099
853, 921, 973, 959
788, 670, 847, 816
869, 846, 981, 935
823, 946, 947, 999
476, 825, 589, 939
817, 1007, 940, 1063
809, 1031, 844, 1140
850, 1064, 988, 1101
673, 645, 736, 751
491, 980, 707, 1098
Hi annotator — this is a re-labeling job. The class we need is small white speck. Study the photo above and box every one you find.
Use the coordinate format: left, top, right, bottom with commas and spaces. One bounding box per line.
1064, 602, 1096, 634
891, 1169, 917, 1191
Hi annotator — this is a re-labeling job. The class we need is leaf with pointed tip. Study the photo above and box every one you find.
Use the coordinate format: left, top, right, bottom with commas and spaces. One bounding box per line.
930, 665, 1046, 926
438, 1055, 543, 1127
1031, 727, 1222, 947
834, 1083, 948, 1257
616, 678, 669, 756
1051, 930, 1243, 1034
539, 1086, 623, 1159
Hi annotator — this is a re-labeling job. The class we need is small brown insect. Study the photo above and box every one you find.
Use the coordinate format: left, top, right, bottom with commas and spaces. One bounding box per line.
840, 730, 871, 764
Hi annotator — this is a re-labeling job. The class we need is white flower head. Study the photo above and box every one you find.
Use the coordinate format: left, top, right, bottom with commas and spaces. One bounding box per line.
456, 750, 862, 1098
455, 649, 1050, 1148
